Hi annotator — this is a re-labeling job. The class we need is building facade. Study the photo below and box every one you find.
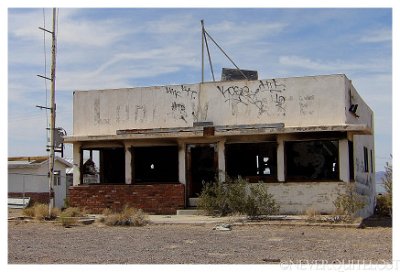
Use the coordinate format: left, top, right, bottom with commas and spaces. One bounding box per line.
8, 156, 72, 208
65, 74, 375, 217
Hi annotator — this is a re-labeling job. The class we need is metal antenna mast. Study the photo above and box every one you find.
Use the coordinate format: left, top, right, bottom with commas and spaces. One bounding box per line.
37, 8, 57, 216
200, 20, 248, 82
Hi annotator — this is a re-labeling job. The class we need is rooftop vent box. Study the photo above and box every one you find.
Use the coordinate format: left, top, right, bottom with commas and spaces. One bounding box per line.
221, 68, 258, 81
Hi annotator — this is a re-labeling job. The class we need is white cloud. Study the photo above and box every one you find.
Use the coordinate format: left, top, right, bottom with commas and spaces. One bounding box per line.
279, 55, 389, 74
206, 20, 287, 47
359, 28, 391, 43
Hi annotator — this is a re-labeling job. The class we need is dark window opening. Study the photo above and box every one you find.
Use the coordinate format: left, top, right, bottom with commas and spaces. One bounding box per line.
364, 147, 369, 173
133, 146, 178, 183
370, 149, 374, 173
53, 170, 61, 186
349, 141, 354, 181
285, 140, 339, 180
81, 148, 125, 184
226, 142, 277, 181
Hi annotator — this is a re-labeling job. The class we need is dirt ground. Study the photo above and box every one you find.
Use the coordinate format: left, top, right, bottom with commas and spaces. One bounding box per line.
8, 215, 392, 264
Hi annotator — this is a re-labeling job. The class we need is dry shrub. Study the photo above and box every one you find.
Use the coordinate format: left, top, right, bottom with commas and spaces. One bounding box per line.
59, 217, 78, 227
22, 203, 59, 220
22, 206, 35, 217
102, 208, 113, 216
61, 207, 85, 217
103, 206, 148, 227
305, 207, 320, 221
58, 207, 86, 227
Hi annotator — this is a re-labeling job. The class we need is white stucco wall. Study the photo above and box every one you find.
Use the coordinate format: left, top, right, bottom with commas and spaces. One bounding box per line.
353, 135, 376, 217
8, 160, 68, 208
73, 74, 351, 136
265, 182, 347, 214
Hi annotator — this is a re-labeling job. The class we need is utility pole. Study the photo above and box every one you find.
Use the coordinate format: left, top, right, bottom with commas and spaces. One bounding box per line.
38, 8, 57, 216
48, 8, 57, 215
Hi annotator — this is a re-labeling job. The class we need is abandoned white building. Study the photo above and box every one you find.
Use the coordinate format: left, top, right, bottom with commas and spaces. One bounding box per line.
8, 156, 72, 208
64, 73, 375, 217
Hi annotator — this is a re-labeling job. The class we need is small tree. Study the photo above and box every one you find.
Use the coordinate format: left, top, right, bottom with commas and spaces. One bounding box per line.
383, 159, 392, 202
376, 157, 392, 216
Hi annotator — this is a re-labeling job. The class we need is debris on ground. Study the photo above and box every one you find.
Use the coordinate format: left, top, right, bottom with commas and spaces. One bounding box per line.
262, 258, 281, 263
213, 224, 232, 231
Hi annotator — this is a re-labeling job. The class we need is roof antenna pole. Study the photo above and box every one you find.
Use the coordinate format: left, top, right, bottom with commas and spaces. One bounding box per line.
203, 26, 215, 82
203, 29, 248, 80
201, 20, 205, 83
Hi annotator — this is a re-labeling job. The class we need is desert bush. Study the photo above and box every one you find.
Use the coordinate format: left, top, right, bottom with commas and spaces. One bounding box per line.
22, 203, 59, 220
103, 206, 148, 227
305, 207, 321, 222
197, 176, 279, 217
197, 181, 229, 215
102, 208, 113, 216
61, 207, 85, 217
375, 194, 391, 216
244, 183, 280, 217
376, 158, 392, 217
58, 207, 87, 227
333, 183, 366, 220
59, 216, 78, 227
22, 206, 35, 217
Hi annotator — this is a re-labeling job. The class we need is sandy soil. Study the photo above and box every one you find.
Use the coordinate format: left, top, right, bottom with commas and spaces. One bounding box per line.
8, 218, 392, 264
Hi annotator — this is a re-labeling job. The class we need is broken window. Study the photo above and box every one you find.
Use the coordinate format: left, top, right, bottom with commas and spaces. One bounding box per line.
370, 149, 374, 173
133, 146, 178, 183
364, 147, 369, 173
349, 141, 354, 181
81, 148, 125, 184
285, 140, 339, 180
225, 142, 277, 181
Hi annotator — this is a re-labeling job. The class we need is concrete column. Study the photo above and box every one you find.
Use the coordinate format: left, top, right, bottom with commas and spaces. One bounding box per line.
72, 142, 81, 186
217, 139, 226, 182
277, 135, 285, 182
339, 139, 350, 182
178, 141, 186, 185
124, 144, 132, 184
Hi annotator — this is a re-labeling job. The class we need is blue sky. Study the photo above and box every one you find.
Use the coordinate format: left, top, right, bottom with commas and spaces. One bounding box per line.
7, 7, 392, 171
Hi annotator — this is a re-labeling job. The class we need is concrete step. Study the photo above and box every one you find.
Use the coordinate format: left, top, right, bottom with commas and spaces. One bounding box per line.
176, 209, 203, 216
188, 197, 198, 207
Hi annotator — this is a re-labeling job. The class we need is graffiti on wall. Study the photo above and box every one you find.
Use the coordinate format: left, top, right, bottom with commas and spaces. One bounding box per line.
299, 95, 315, 116
216, 79, 287, 116
134, 105, 146, 123
93, 97, 110, 125
116, 104, 129, 123
165, 85, 198, 123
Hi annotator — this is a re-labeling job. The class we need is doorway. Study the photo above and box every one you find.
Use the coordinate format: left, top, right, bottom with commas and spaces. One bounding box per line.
186, 144, 218, 202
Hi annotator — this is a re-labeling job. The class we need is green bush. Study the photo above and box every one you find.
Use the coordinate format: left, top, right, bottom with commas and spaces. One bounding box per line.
377, 158, 392, 217
197, 176, 279, 217
246, 183, 280, 217
333, 183, 366, 220
375, 194, 391, 216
